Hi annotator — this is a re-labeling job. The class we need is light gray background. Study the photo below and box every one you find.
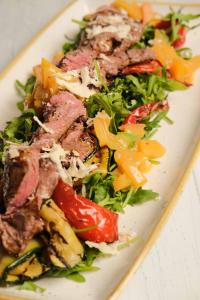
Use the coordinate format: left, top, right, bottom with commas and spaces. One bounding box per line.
0, 1, 200, 300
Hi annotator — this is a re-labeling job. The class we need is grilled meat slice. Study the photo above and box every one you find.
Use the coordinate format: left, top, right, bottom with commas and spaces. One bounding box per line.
0, 201, 43, 255
33, 91, 86, 149
127, 48, 156, 64
60, 119, 97, 161
3, 147, 40, 214
36, 158, 59, 200
58, 48, 97, 72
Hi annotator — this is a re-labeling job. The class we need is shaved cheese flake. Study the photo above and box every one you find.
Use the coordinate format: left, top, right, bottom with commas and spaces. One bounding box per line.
97, 14, 124, 25
8, 147, 20, 159
33, 116, 54, 134
86, 24, 131, 39
86, 232, 137, 255
86, 241, 119, 255
55, 67, 101, 98
41, 143, 97, 185
42, 143, 72, 185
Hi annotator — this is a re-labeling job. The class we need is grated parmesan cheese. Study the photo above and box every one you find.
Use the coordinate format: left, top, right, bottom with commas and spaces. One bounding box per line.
85, 232, 137, 255
33, 116, 54, 134
86, 24, 131, 40
41, 143, 97, 186
55, 66, 101, 98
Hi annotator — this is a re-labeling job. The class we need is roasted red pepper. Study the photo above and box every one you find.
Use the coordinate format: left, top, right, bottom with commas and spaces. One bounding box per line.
155, 20, 186, 49
123, 100, 169, 125
155, 20, 171, 30
122, 60, 161, 75
53, 180, 118, 243
172, 26, 187, 49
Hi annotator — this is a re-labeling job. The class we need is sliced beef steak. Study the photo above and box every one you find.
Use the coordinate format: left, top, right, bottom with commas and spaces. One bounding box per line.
58, 48, 97, 72
60, 119, 97, 160
0, 201, 43, 254
4, 147, 40, 214
80, 5, 143, 54
99, 48, 156, 77
33, 91, 86, 149
127, 48, 156, 65
36, 158, 59, 200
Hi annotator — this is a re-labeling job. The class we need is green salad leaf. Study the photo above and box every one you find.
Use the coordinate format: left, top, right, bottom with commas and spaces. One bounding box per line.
86, 72, 187, 134
15, 75, 36, 112
83, 173, 159, 212
62, 42, 76, 54
18, 281, 45, 293
0, 108, 38, 163
132, 25, 155, 48
162, 9, 200, 43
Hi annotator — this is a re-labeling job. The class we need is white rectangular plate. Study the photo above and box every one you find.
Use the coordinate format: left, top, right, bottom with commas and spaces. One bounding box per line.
0, 1, 200, 300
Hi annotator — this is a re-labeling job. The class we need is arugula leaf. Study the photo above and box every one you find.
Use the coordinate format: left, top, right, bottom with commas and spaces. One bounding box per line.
16, 75, 36, 96
3, 108, 37, 143
63, 42, 76, 54
127, 188, 159, 205
161, 10, 200, 43
143, 110, 169, 139
72, 19, 88, 29
15, 75, 36, 112
86, 91, 129, 133
132, 26, 155, 48
86, 72, 186, 134
62, 29, 84, 54
18, 281, 45, 293
0, 108, 38, 163
83, 173, 159, 212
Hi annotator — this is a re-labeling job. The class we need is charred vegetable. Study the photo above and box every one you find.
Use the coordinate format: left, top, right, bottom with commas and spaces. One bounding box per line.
0, 239, 47, 284
82, 133, 99, 162
40, 199, 84, 269
87, 146, 109, 174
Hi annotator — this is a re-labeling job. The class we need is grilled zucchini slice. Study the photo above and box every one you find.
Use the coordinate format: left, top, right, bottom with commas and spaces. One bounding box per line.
40, 199, 84, 268
0, 239, 47, 284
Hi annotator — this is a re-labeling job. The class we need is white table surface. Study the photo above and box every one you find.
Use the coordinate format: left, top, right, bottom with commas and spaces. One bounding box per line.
0, 1, 200, 300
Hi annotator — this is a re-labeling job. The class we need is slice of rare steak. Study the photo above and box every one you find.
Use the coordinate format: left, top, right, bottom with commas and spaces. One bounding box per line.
0, 201, 43, 254
33, 91, 86, 149
60, 119, 97, 161
3, 147, 40, 214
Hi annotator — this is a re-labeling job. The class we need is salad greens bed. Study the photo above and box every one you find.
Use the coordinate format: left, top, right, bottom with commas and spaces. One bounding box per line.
1, 6, 200, 292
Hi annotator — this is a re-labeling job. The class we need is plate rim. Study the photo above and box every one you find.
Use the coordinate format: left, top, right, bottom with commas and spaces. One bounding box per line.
0, 1, 200, 300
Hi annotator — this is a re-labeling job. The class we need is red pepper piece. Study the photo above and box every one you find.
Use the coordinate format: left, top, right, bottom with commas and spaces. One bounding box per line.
123, 100, 169, 125
53, 180, 118, 243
